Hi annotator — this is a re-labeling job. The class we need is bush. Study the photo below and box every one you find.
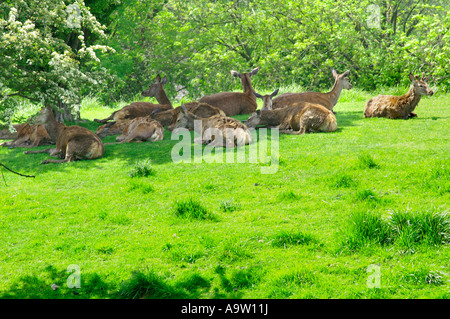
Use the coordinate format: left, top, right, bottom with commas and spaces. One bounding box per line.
174, 198, 215, 220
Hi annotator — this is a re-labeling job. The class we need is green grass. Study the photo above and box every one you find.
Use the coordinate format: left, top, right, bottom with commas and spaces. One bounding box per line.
0, 90, 449, 299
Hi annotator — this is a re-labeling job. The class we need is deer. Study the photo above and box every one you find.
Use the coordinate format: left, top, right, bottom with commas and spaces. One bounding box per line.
172, 103, 252, 147
93, 74, 173, 125
115, 117, 164, 143
364, 73, 434, 119
24, 107, 104, 164
1, 124, 53, 148
245, 91, 337, 134
95, 120, 129, 138
0, 124, 22, 141
254, 89, 279, 111
199, 67, 260, 116
272, 69, 352, 112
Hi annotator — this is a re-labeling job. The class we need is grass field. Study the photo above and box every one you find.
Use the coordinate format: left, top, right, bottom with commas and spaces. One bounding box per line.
0, 88, 449, 299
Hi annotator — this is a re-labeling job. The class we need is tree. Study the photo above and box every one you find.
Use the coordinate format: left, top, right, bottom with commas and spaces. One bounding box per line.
0, 0, 114, 123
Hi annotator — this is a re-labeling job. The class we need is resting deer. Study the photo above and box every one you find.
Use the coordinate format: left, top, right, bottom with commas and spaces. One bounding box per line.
199, 67, 260, 116
272, 69, 352, 112
1, 124, 53, 148
115, 117, 164, 143
245, 92, 337, 134
364, 73, 434, 119
24, 107, 104, 164
93, 74, 173, 124
95, 120, 129, 138
172, 103, 252, 147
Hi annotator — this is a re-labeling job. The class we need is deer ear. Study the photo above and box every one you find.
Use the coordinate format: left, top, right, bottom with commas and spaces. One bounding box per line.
250, 67, 260, 76
161, 76, 168, 85
231, 70, 241, 78
424, 75, 431, 82
271, 88, 279, 97
253, 92, 263, 99
332, 69, 338, 78
408, 73, 416, 82
156, 74, 161, 82
342, 70, 350, 77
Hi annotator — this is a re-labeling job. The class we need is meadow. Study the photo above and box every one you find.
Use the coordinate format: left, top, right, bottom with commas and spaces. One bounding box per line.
0, 87, 449, 299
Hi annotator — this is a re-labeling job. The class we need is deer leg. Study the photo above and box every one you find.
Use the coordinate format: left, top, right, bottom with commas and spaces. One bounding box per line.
41, 155, 74, 164
94, 114, 114, 124
24, 148, 54, 154
409, 112, 418, 118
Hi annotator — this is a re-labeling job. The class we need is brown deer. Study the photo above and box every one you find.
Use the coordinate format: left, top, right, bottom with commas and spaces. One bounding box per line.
115, 117, 164, 143
1, 124, 53, 148
254, 89, 279, 111
364, 73, 434, 119
272, 69, 352, 112
24, 107, 104, 164
93, 74, 173, 124
199, 67, 260, 116
245, 94, 337, 134
172, 103, 252, 147
95, 120, 129, 138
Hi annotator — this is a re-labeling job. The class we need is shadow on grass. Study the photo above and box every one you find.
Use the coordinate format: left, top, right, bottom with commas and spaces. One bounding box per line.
335, 111, 363, 129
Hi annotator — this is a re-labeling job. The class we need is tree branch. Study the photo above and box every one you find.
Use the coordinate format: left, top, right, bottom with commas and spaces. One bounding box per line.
0, 163, 35, 179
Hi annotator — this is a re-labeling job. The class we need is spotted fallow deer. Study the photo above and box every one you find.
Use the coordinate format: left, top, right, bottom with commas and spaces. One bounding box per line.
115, 117, 164, 143
93, 74, 173, 125
24, 107, 104, 164
364, 73, 434, 119
245, 92, 337, 134
172, 103, 252, 147
272, 69, 352, 112
1, 124, 53, 148
199, 67, 260, 116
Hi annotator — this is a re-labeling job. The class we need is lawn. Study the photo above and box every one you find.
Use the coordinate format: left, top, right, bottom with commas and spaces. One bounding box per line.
0, 89, 449, 299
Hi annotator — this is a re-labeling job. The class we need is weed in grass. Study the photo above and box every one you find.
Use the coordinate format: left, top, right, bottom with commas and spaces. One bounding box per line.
331, 173, 357, 188
401, 268, 445, 286
220, 267, 262, 292
117, 271, 182, 299
128, 180, 154, 194
357, 153, 380, 169
277, 190, 300, 201
271, 230, 318, 248
128, 160, 155, 178
354, 189, 378, 202
388, 211, 450, 247
173, 198, 215, 220
219, 199, 241, 212
341, 211, 391, 251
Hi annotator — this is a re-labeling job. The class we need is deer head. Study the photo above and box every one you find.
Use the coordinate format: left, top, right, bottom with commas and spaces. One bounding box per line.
245, 110, 262, 128
254, 89, 279, 111
172, 103, 198, 131
141, 74, 168, 97
332, 69, 353, 90
34, 107, 54, 125
409, 73, 434, 96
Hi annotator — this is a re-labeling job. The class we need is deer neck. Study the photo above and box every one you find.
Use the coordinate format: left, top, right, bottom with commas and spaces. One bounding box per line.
325, 78, 344, 107
404, 85, 422, 112
240, 74, 255, 94
155, 88, 172, 107
43, 111, 65, 142
260, 110, 284, 126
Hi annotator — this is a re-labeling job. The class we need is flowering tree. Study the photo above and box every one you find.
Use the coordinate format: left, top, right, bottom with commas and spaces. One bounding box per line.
0, 0, 114, 124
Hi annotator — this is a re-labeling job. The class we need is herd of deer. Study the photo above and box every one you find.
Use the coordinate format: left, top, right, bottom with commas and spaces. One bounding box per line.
0, 67, 434, 164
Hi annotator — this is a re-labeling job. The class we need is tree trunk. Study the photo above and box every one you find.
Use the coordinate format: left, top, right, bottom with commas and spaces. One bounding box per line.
54, 100, 80, 123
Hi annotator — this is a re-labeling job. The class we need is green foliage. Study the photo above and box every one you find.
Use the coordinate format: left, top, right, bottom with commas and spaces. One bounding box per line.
97, 0, 450, 103
0, 0, 115, 122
